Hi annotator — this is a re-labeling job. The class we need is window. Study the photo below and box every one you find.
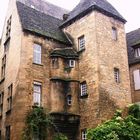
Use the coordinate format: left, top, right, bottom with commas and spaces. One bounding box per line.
78, 35, 85, 51
6, 16, 12, 40
67, 95, 72, 106
52, 58, 59, 68
33, 82, 41, 106
69, 60, 75, 68
81, 129, 87, 140
33, 44, 42, 64
133, 69, 140, 90
7, 84, 13, 112
80, 82, 87, 97
114, 68, 120, 83
5, 126, 10, 140
4, 40, 10, 52
112, 27, 117, 40
0, 92, 4, 116
1, 55, 6, 78
134, 47, 140, 58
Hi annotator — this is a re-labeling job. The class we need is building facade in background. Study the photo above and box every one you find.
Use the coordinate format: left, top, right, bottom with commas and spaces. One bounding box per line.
0, 0, 133, 139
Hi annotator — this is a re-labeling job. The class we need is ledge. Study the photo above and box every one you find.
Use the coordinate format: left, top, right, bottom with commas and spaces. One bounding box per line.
50, 77, 79, 82
33, 63, 43, 66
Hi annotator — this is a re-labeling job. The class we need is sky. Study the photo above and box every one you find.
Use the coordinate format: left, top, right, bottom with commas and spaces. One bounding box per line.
0, 0, 140, 37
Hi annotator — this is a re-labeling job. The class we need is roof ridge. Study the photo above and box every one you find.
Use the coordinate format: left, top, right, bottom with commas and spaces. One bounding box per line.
127, 28, 140, 35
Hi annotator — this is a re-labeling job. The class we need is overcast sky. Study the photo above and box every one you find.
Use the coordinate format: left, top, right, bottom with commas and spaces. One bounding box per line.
0, 0, 140, 37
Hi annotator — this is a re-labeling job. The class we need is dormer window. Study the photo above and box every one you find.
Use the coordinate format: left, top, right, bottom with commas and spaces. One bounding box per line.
78, 35, 85, 51
134, 47, 140, 58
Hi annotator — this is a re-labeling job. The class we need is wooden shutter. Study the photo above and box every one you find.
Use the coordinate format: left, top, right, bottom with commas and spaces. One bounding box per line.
133, 70, 140, 90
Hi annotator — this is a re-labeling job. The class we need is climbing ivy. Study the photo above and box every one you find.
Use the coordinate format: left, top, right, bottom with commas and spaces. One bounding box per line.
22, 106, 68, 140
87, 104, 140, 140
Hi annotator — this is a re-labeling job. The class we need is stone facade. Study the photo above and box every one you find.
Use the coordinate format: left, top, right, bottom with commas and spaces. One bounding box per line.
0, 0, 132, 139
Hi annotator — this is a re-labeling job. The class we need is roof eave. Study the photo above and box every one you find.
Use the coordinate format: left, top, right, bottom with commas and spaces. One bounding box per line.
60, 5, 126, 28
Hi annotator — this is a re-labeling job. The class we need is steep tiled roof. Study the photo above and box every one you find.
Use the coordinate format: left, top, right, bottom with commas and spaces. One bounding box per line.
126, 28, 140, 65
16, 1, 71, 45
61, 0, 126, 27
17, 0, 68, 20
50, 48, 78, 59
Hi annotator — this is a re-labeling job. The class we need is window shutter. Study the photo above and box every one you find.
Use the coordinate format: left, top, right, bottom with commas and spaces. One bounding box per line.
133, 70, 140, 90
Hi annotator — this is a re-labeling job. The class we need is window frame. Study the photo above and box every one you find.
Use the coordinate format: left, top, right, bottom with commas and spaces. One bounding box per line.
1, 55, 6, 79
7, 84, 13, 112
67, 95, 72, 106
114, 68, 120, 83
80, 81, 88, 97
134, 47, 140, 58
33, 44, 42, 65
33, 82, 42, 106
5, 126, 10, 140
78, 35, 85, 51
52, 57, 59, 69
0, 92, 4, 116
133, 69, 140, 90
81, 129, 87, 140
69, 60, 75, 68
112, 27, 117, 40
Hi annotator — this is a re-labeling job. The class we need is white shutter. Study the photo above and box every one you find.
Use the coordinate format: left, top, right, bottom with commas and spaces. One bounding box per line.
133, 70, 140, 90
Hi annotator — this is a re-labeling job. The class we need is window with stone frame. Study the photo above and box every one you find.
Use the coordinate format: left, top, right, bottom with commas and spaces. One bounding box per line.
69, 60, 75, 68
81, 129, 87, 140
67, 95, 72, 106
0, 92, 4, 116
78, 35, 85, 51
133, 69, 140, 90
134, 47, 140, 58
33, 82, 42, 106
114, 68, 120, 83
7, 84, 13, 112
6, 16, 12, 41
80, 81, 88, 97
5, 126, 10, 140
112, 27, 117, 40
52, 57, 59, 69
1, 55, 6, 79
33, 44, 42, 64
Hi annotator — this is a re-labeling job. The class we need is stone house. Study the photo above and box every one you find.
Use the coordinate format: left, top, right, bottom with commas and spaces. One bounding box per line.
127, 29, 140, 103
0, 0, 132, 139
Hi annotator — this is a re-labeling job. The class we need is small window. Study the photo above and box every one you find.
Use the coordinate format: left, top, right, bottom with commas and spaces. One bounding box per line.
133, 69, 140, 90
112, 27, 117, 40
5, 126, 10, 140
69, 60, 75, 68
52, 58, 59, 69
1, 55, 6, 78
80, 82, 88, 97
81, 129, 87, 140
4, 40, 10, 52
6, 16, 12, 40
67, 95, 72, 106
134, 47, 140, 58
33, 44, 42, 64
33, 82, 41, 106
0, 92, 4, 116
78, 35, 85, 51
7, 84, 13, 112
114, 68, 120, 83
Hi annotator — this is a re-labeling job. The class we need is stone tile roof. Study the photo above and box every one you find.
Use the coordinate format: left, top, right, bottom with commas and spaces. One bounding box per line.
50, 48, 78, 59
16, 1, 71, 45
126, 28, 140, 65
61, 0, 126, 27
17, 0, 69, 20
